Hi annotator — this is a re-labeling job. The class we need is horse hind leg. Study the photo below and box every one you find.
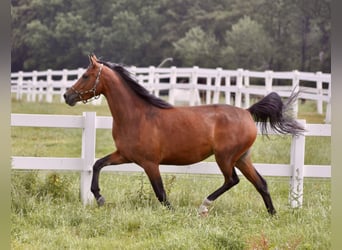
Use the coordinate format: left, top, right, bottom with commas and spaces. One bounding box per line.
235, 152, 276, 215
198, 156, 240, 217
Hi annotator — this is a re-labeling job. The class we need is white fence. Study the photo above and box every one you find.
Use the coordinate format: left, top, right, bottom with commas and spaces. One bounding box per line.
10, 67, 331, 122
11, 112, 331, 208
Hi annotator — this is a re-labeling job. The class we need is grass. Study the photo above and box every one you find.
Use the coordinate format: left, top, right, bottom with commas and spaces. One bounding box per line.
11, 96, 331, 249
12, 171, 330, 249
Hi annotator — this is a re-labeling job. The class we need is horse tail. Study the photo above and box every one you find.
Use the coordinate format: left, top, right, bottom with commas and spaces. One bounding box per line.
247, 91, 305, 136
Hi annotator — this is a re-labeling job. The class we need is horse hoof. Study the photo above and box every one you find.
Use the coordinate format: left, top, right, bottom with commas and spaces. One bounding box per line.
198, 205, 209, 217
199, 211, 209, 217
96, 196, 105, 206
269, 209, 277, 216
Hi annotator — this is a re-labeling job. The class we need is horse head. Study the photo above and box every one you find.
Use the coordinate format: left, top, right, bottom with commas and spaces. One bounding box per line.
64, 54, 104, 106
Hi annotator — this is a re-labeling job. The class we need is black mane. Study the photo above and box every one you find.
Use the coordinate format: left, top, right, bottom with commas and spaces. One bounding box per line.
97, 60, 173, 109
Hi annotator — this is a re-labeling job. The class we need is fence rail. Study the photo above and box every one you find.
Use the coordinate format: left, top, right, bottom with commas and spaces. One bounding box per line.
11, 112, 331, 208
11, 67, 331, 122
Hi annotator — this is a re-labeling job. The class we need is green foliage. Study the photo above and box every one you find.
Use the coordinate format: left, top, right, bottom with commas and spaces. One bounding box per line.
42, 172, 74, 200
11, 0, 330, 72
173, 26, 219, 67
223, 16, 272, 70
11, 171, 75, 215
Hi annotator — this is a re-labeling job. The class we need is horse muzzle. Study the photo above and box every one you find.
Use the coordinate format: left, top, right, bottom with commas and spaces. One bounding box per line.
63, 92, 78, 106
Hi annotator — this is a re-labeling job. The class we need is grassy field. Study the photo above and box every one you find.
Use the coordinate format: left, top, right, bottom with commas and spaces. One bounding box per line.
11, 97, 331, 249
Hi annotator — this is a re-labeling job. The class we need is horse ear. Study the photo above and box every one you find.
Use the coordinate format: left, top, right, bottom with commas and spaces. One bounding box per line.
88, 54, 98, 67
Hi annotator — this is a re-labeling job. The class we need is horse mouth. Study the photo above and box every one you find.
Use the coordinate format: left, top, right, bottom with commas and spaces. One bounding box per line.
64, 93, 78, 106
66, 100, 77, 106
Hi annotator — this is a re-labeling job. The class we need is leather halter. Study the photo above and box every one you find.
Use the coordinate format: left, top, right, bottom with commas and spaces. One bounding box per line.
71, 64, 103, 104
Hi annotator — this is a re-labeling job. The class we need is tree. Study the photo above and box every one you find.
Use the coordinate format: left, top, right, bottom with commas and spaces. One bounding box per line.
255, 0, 330, 72
173, 26, 219, 67
222, 16, 272, 70
23, 19, 62, 70
11, 0, 330, 72
98, 11, 151, 64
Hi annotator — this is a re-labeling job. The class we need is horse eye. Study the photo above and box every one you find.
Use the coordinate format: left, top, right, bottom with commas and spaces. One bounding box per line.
82, 74, 89, 80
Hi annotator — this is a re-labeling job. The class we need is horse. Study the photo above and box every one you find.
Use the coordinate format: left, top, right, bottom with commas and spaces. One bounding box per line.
64, 54, 304, 215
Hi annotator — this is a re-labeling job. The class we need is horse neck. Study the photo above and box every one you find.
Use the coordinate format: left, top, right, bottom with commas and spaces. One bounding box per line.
101, 71, 149, 124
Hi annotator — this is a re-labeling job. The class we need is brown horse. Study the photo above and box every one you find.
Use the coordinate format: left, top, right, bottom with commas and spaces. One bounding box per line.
64, 54, 304, 215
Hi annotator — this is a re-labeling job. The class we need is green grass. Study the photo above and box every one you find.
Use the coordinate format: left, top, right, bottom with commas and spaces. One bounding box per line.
12, 171, 330, 249
11, 97, 331, 249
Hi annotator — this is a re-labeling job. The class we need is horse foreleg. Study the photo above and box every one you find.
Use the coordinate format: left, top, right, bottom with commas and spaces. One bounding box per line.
90, 151, 128, 206
143, 163, 173, 210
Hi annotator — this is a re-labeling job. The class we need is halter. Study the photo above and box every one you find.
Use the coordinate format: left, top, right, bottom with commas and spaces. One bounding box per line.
71, 64, 103, 104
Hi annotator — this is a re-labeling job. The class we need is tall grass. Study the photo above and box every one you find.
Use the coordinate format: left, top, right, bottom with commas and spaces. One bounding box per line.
12, 171, 330, 249
11, 97, 331, 249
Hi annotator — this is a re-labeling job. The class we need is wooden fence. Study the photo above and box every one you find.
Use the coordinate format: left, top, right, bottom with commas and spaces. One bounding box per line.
11, 112, 331, 208
10, 67, 331, 122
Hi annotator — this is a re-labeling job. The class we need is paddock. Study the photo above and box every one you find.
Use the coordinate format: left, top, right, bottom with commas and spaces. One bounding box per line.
11, 72, 331, 248
11, 66, 331, 208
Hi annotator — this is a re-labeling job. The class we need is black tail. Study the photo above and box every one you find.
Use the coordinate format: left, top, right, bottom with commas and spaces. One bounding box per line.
247, 91, 305, 136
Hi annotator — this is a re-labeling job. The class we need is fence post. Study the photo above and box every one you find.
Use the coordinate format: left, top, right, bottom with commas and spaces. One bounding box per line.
168, 66, 177, 105
265, 70, 273, 94
316, 71, 323, 114
17, 71, 23, 100
206, 76, 212, 104
243, 70, 250, 108
292, 70, 300, 117
190, 66, 199, 105
224, 75, 231, 105
46, 69, 53, 103
32, 70, 38, 102
235, 68, 243, 107
213, 67, 222, 104
61, 69, 68, 103
80, 112, 96, 205
25, 73, 33, 102
289, 120, 306, 208
148, 66, 157, 96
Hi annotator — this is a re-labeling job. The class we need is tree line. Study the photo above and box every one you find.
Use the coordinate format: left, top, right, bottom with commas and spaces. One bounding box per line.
11, 0, 330, 73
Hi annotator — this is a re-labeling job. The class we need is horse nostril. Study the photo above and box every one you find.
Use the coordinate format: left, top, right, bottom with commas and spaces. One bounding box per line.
63, 93, 70, 104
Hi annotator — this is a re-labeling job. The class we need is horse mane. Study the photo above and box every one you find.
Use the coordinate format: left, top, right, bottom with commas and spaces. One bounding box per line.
97, 60, 173, 109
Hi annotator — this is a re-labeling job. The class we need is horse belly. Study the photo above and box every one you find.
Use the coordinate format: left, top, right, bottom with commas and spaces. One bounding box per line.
159, 131, 214, 165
